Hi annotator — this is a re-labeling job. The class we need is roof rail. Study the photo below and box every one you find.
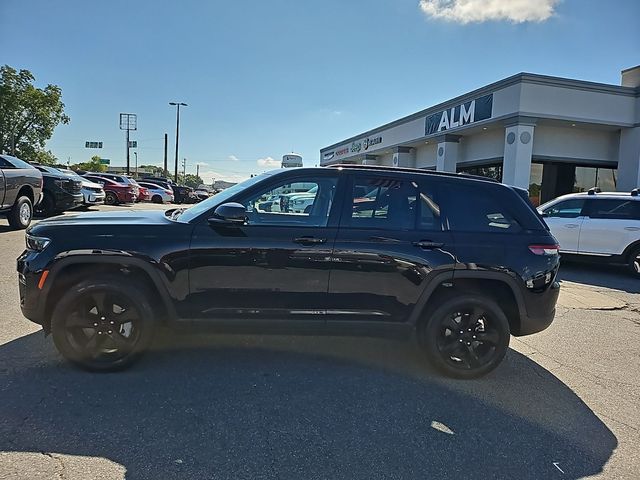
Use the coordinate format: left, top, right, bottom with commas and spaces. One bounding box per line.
327, 164, 499, 183
587, 187, 601, 195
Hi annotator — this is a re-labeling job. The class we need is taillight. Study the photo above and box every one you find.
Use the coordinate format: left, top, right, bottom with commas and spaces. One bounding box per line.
165, 189, 173, 195
529, 244, 559, 256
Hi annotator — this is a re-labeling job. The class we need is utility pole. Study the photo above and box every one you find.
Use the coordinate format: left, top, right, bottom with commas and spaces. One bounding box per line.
196, 163, 199, 178
119, 113, 137, 175
134, 152, 138, 177
163, 133, 168, 176
182, 158, 187, 179
169, 102, 187, 183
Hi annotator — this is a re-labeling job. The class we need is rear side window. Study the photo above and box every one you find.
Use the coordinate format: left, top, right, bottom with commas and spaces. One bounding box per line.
585, 199, 640, 220
347, 177, 417, 230
440, 183, 519, 232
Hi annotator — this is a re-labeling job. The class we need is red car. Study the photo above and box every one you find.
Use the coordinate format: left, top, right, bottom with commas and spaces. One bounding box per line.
84, 175, 137, 205
135, 185, 151, 202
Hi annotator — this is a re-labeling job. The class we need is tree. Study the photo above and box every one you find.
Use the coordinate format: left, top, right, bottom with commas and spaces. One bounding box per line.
0, 65, 70, 162
73, 155, 106, 173
31, 149, 58, 166
179, 173, 204, 188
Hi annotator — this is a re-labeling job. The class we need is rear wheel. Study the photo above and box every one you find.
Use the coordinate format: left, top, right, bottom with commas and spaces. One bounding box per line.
104, 191, 118, 205
7, 196, 33, 229
627, 246, 640, 277
419, 295, 510, 379
152, 195, 163, 204
51, 277, 156, 371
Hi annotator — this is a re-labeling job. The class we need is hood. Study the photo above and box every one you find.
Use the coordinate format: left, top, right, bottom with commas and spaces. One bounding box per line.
81, 179, 103, 189
28, 209, 171, 233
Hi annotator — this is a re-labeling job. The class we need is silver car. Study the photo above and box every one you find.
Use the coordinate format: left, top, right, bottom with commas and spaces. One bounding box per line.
57, 168, 105, 206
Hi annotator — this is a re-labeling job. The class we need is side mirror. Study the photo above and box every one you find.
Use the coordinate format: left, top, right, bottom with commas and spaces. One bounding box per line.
208, 202, 246, 225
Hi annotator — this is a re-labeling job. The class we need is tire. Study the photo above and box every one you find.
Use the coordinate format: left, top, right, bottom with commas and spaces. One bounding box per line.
34, 192, 55, 217
418, 295, 510, 379
7, 196, 33, 229
104, 191, 118, 205
152, 195, 163, 204
627, 246, 640, 277
50, 276, 156, 371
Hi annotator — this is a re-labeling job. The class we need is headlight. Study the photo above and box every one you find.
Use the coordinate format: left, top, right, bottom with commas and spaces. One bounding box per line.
26, 234, 51, 252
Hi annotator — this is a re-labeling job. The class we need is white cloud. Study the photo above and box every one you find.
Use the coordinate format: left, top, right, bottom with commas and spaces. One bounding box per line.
228, 155, 239, 162
257, 156, 280, 168
418, 0, 559, 24
199, 169, 249, 184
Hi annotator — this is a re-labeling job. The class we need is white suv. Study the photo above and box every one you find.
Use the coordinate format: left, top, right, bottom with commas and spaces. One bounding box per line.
538, 189, 640, 275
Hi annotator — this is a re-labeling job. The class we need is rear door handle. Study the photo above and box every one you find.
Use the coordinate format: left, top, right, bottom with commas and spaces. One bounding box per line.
624, 226, 640, 231
413, 240, 444, 249
293, 236, 326, 245
563, 224, 579, 228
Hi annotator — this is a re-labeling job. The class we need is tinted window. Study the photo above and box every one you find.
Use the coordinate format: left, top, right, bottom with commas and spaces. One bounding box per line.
585, 199, 640, 220
0, 156, 34, 169
543, 199, 585, 218
240, 177, 337, 227
442, 184, 519, 232
347, 177, 418, 230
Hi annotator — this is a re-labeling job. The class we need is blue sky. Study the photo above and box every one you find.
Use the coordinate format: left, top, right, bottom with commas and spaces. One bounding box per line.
1, 0, 638, 183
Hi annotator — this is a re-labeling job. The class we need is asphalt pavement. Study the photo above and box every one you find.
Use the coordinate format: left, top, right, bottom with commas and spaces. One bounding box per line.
0, 204, 639, 479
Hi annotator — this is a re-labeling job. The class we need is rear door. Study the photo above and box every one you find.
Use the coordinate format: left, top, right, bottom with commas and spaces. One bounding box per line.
327, 172, 455, 323
540, 199, 587, 253
579, 198, 640, 255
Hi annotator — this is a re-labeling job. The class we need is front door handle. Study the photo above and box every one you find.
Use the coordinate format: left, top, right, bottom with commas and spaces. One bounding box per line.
624, 226, 640, 231
413, 240, 444, 249
293, 236, 326, 245
563, 224, 579, 229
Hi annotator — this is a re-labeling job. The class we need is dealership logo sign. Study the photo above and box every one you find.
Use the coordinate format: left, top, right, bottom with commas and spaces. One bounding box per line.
323, 151, 335, 161
425, 94, 493, 135
363, 135, 382, 150
335, 147, 349, 156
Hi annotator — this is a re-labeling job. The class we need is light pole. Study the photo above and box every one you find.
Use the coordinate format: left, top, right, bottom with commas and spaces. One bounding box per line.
169, 102, 187, 183
134, 152, 138, 177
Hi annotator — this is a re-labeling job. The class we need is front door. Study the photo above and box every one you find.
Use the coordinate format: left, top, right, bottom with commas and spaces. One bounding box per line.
541, 198, 587, 253
188, 172, 340, 324
327, 173, 455, 324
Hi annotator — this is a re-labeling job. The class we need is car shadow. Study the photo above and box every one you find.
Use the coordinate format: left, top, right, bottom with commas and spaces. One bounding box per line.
1, 331, 617, 480
558, 259, 640, 294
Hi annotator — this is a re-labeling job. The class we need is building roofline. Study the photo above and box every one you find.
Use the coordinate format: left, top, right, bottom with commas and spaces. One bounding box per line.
320, 72, 638, 153
622, 65, 640, 74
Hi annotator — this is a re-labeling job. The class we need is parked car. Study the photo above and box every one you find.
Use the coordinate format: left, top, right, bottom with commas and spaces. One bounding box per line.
32, 165, 83, 217
539, 189, 640, 275
17, 165, 560, 378
83, 175, 137, 205
0, 154, 43, 229
194, 189, 211, 201
137, 181, 174, 204
135, 184, 151, 202
142, 176, 192, 203
85, 172, 139, 198
56, 168, 105, 207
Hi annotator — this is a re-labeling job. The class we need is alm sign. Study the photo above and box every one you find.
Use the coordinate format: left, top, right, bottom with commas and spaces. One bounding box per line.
425, 94, 493, 135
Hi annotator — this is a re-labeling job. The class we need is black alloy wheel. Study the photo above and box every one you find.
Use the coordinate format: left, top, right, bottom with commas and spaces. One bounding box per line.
51, 278, 155, 371
420, 295, 510, 379
104, 191, 118, 205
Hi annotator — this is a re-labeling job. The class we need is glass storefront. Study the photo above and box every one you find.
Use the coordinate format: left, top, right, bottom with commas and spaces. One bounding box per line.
459, 161, 617, 207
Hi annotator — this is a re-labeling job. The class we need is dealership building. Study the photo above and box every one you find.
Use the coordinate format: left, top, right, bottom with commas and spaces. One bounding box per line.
320, 66, 640, 205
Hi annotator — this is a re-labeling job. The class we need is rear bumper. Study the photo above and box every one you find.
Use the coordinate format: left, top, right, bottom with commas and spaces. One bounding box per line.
514, 281, 560, 336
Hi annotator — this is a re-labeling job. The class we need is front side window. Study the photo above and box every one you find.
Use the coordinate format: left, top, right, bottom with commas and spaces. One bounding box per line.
240, 177, 337, 227
543, 199, 586, 218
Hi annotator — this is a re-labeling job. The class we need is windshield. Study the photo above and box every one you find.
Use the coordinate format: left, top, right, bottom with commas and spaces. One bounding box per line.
177, 170, 280, 223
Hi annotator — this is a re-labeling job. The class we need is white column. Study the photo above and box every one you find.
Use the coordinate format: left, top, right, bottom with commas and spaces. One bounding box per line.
502, 124, 534, 188
392, 147, 415, 168
616, 127, 640, 192
436, 138, 459, 172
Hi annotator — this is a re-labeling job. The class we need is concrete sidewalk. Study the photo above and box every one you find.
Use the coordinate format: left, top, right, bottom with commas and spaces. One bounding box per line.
558, 281, 627, 310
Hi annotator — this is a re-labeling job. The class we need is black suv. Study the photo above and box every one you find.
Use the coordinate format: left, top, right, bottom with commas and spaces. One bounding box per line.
32, 165, 83, 216
17, 165, 560, 378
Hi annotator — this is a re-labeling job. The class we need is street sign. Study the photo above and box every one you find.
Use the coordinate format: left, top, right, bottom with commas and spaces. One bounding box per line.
85, 141, 103, 148
99, 158, 110, 165
128, 141, 137, 148
119, 113, 137, 131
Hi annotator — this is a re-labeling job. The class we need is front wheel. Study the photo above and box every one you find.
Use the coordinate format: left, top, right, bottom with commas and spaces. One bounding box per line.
104, 191, 118, 205
50, 277, 156, 371
419, 295, 510, 379
7, 196, 33, 229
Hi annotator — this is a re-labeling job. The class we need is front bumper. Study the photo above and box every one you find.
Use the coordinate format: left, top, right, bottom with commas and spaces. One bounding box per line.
83, 189, 105, 205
